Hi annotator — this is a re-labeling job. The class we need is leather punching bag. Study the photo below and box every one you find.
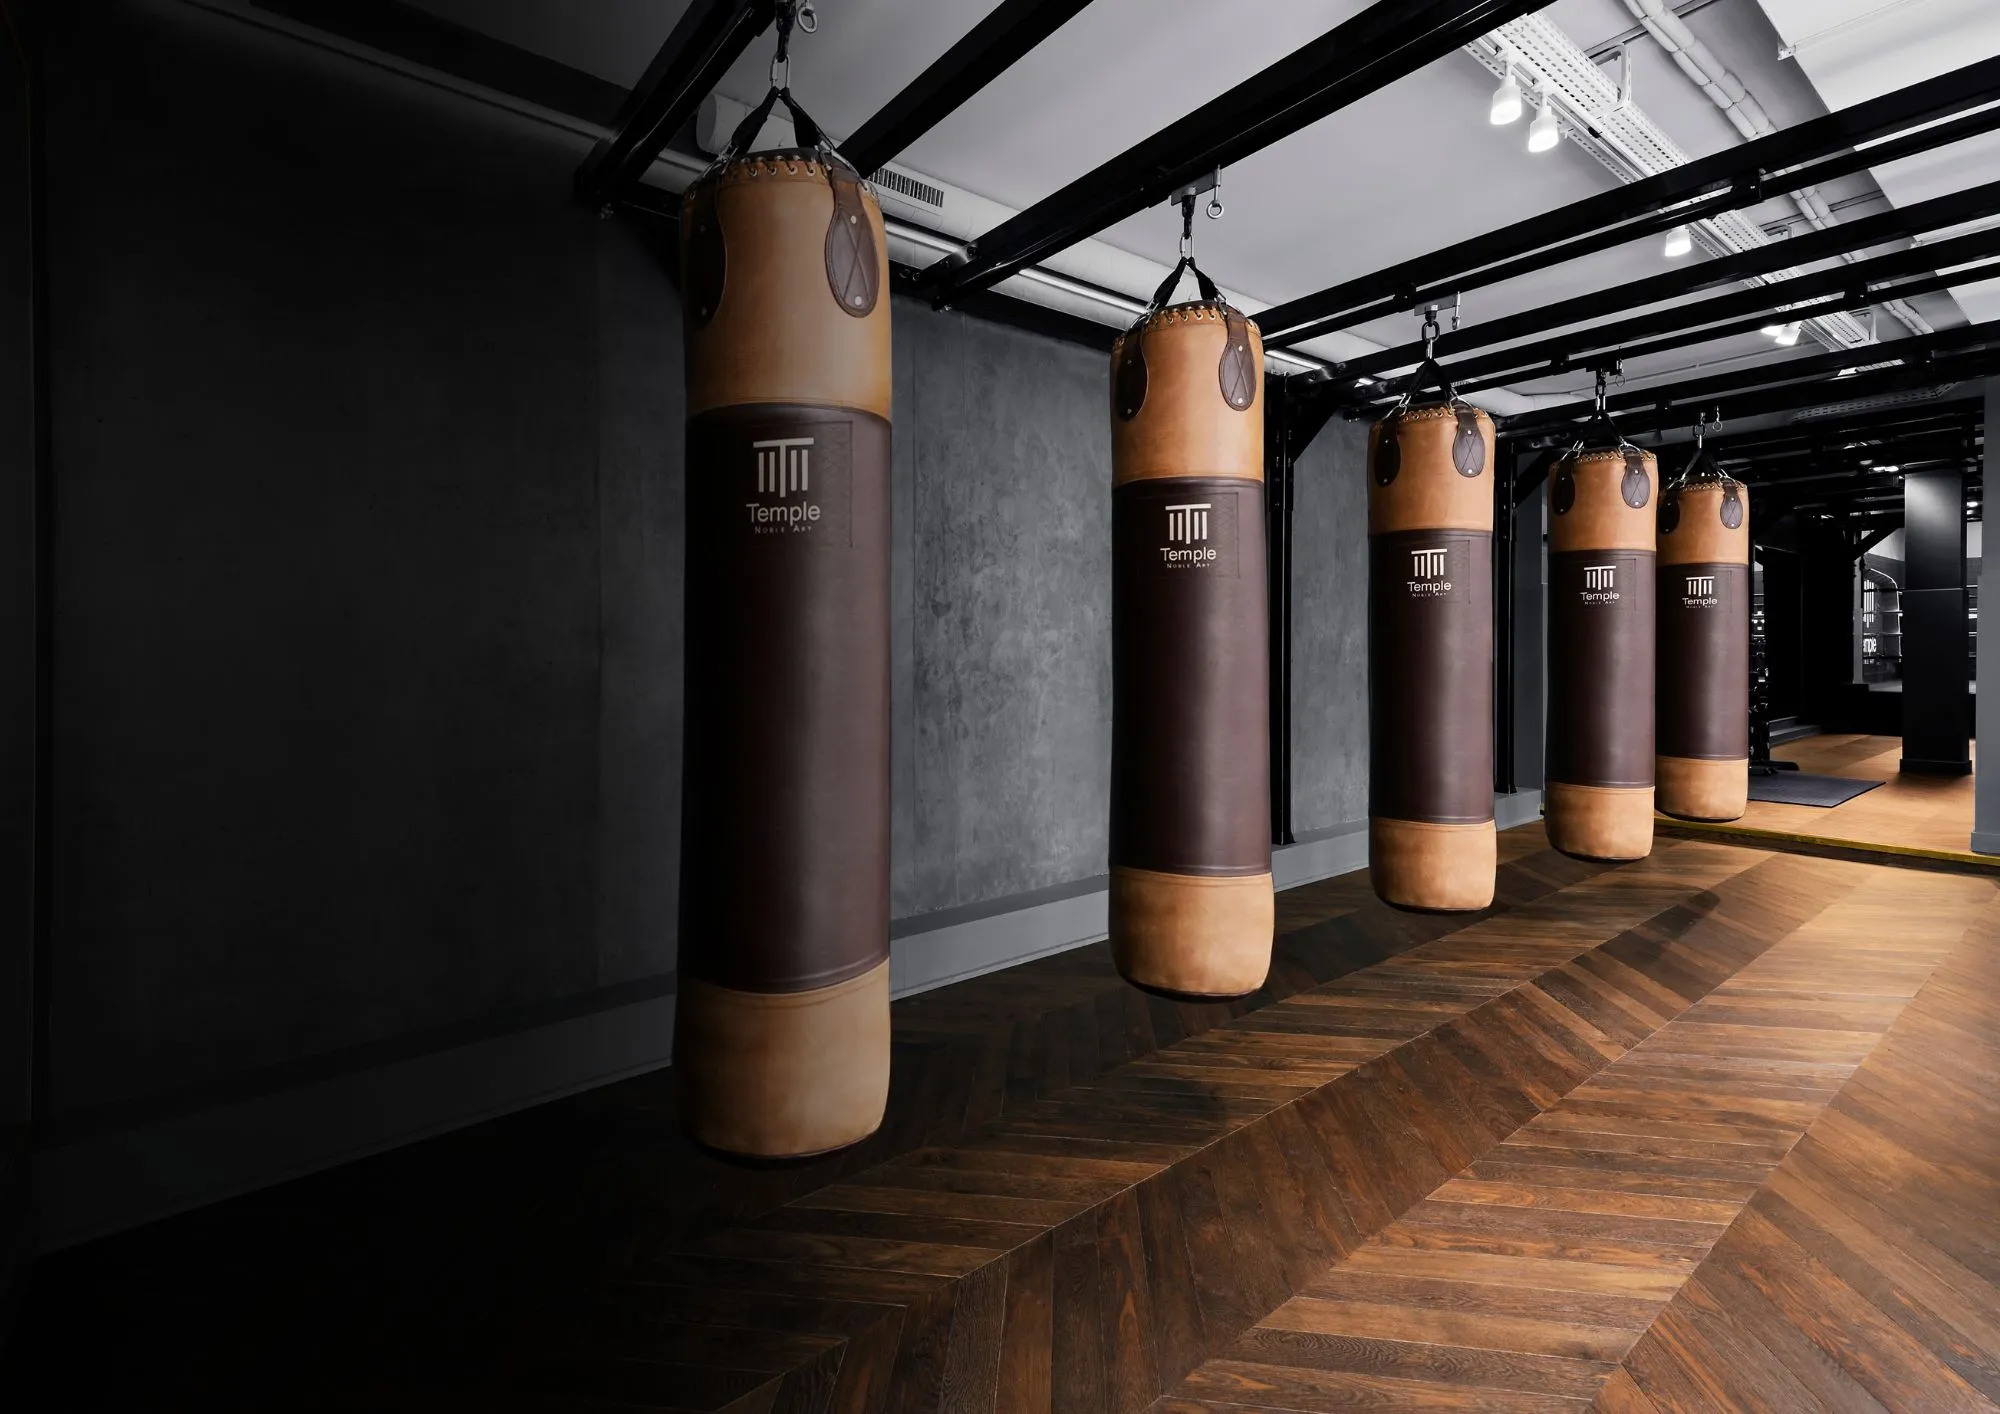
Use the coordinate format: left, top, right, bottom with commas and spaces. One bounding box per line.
1109, 299, 1273, 997
1657, 478, 1751, 821
1545, 449, 1657, 860
673, 139, 892, 1159
1369, 402, 1496, 911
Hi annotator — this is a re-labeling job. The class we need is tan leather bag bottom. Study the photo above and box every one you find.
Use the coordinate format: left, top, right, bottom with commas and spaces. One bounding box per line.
675, 961, 890, 1159
1546, 782, 1655, 862
1370, 818, 1496, 912
1656, 755, 1749, 822
1111, 865, 1274, 999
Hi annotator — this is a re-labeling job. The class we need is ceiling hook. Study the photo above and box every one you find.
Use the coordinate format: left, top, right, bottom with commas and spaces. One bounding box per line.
1206, 167, 1224, 219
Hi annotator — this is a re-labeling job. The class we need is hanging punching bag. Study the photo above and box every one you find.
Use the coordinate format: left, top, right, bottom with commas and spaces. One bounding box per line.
673, 99, 892, 1158
1657, 476, 1751, 821
1109, 287, 1272, 998
1545, 447, 1657, 861
1369, 400, 1496, 911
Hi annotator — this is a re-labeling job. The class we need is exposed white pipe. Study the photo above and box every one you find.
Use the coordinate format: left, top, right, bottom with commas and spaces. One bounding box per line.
1617, 0, 1933, 336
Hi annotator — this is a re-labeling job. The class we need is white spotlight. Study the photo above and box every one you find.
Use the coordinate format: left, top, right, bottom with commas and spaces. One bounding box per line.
1490, 70, 1522, 125
1775, 321, 1803, 346
1527, 85, 1560, 153
1663, 223, 1692, 258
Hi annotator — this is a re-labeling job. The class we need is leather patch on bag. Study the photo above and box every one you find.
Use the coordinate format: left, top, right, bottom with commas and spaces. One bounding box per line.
1218, 306, 1256, 411
1621, 448, 1651, 509
1720, 484, 1744, 529
1373, 415, 1401, 485
1452, 407, 1486, 477
1115, 326, 1148, 421
684, 181, 726, 330
825, 164, 879, 318
1552, 462, 1576, 516
1660, 490, 1681, 536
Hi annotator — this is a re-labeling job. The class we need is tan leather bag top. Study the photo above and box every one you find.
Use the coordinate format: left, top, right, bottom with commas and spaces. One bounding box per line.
682, 150, 891, 420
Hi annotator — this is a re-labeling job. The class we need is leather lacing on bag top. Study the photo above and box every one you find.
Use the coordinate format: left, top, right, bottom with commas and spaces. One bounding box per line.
1372, 308, 1486, 487
1114, 193, 1258, 420
1659, 410, 1745, 535
1550, 367, 1651, 517
683, 0, 879, 330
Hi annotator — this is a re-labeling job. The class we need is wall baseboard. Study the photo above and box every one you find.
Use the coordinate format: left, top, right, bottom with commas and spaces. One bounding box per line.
34, 794, 1540, 1252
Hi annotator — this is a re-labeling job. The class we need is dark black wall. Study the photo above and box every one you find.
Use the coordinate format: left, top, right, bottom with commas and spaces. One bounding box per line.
1903, 470, 1971, 772
43, 0, 683, 1123
1, 0, 38, 1319
37, 0, 1138, 1146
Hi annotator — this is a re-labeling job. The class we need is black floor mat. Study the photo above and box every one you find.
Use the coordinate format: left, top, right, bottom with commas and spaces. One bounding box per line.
1748, 772, 1885, 807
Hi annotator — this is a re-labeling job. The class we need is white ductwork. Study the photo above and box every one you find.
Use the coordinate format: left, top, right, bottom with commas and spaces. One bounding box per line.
1617, 0, 1932, 336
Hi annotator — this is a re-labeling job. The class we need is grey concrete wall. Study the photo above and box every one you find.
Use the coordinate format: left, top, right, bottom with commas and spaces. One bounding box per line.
892, 305, 1113, 917
41, 1, 1123, 1127
1289, 418, 1370, 837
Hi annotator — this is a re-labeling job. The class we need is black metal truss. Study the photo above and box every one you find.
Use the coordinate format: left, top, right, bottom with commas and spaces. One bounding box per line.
918, 0, 1550, 303
574, 0, 777, 208
1257, 53, 2000, 347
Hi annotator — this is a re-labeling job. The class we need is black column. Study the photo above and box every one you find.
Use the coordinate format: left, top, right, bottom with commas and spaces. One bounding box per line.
1799, 520, 1858, 731
1902, 469, 1972, 774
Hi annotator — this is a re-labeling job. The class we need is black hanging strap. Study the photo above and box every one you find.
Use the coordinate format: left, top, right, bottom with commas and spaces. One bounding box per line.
716, 2, 838, 166
1141, 196, 1223, 313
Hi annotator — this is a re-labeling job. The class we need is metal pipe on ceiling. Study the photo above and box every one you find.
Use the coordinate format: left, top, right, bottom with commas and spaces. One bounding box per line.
1617, 0, 1932, 338
918, 0, 1551, 304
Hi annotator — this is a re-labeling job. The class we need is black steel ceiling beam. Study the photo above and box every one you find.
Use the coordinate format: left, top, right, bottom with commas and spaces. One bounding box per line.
575, 0, 777, 208
919, 0, 1550, 303
1509, 319, 2000, 431
1277, 101, 2000, 348
1258, 53, 2000, 346
844, 0, 1096, 177
1327, 238, 2000, 412
1443, 262, 2000, 400
1504, 347, 2000, 442
1331, 175, 2000, 380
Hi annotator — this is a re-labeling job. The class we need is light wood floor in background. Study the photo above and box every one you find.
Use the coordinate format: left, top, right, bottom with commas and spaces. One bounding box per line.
1668, 733, 1982, 866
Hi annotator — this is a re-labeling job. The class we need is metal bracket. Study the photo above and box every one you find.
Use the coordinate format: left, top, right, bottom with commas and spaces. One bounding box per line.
1170, 167, 1225, 219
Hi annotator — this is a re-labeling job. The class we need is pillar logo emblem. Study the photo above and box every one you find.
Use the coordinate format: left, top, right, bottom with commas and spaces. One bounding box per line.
1410, 547, 1447, 578
754, 437, 813, 497
1165, 503, 1212, 543
1687, 575, 1715, 597
1584, 564, 1616, 591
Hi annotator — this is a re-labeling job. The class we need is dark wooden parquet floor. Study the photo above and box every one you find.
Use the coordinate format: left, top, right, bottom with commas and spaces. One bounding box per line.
8, 827, 2000, 1412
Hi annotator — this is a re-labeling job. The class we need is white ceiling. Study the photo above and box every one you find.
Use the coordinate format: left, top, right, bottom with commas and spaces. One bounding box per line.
1754, 0, 2000, 324
404, 0, 1991, 403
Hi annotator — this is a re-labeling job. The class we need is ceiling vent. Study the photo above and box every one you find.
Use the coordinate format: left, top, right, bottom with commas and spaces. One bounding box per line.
1787, 386, 1966, 421
870, 166, 944, 211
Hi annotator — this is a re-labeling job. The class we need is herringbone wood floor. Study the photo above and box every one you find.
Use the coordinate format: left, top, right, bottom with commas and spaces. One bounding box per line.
9, 827, 2000, 1413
